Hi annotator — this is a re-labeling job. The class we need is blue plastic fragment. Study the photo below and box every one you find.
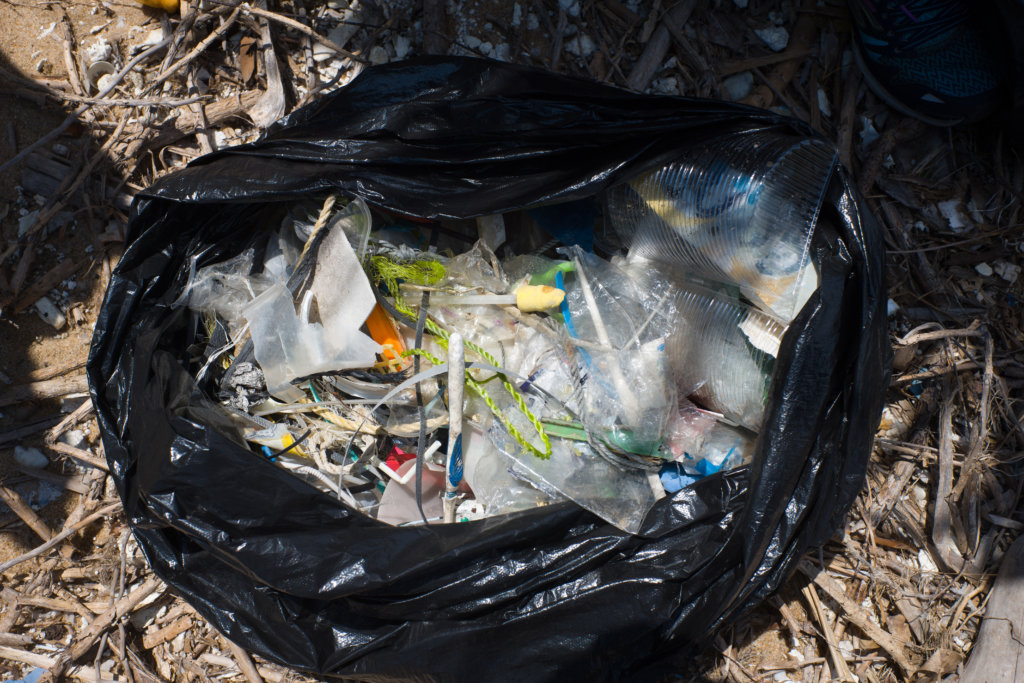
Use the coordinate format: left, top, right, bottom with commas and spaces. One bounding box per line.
13, 667, 45, 683
660, 463, 698, 493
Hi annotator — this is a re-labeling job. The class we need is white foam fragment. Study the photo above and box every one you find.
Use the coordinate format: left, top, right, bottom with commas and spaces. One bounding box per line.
132, 27, 165, 54
937, 199, 970, 233
60, 429, 86, 449
369, 45, 389, 65
18, 210, 39, 238
394, 34, 411, 60
918, 549, 938, 573
816, 88, 831, 117
859, 115, 880, 147
722, 72, 753, 101
967, 197, 986, 224
565, 33, 595, 59
34, 296, 67, 330
14, 446, 50, 469
651, 77, 678, 95
755, 26, 789, 51
492, 43, 510, 61
558, 0, 580, 17
994, 260, 1020, 283
85, 38, 112, 65
975, 262, 993, 277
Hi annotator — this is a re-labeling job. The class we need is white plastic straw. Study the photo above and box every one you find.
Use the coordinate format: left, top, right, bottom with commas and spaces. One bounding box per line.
572, 257, 642, 423
444, 334, 466, 523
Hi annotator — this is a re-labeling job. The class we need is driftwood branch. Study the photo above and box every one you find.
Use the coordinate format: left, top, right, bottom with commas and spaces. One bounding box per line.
626, 0, 697, 92
0, 484, 54, 542
0, 374, 89, 408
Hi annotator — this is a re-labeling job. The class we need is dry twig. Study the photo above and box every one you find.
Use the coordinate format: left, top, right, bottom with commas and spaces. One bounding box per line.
0, 37, 172, 176
801, 582, 857, 683
244, 3, 367, 63
799, 561, 915, 676
39, 576, 163, 682
0, 501, 120, 574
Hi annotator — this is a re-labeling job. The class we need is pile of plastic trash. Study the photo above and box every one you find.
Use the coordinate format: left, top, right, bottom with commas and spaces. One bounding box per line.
174, 135, 836, 534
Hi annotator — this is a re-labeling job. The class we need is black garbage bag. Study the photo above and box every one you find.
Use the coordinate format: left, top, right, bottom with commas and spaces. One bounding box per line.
88, 57, 889, 682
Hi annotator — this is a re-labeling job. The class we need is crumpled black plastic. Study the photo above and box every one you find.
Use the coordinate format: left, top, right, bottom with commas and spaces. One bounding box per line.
87, 57, 890, 682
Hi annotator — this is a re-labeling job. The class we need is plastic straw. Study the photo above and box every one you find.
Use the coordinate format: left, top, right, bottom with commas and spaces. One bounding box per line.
444, 333, 466, 523
572, 257, 642, 424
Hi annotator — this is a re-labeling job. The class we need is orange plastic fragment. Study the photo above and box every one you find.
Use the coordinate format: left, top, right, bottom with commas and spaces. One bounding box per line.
366, 304, 407, 371
136, 0, 180, 13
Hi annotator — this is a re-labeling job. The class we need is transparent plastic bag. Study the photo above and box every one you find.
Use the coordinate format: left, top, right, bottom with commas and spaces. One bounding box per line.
292, 197, 373, 260
427, 302, 520, 369
243, 282, 380, 401
180, 249, 277, 336
478, 320, 662, 533
559, 247, 678, 348
557, 247, 678, 452
243, 212, 381, 401
181, 198, 373, 341
663, 401, 756, 477
440, 240, 509, 294
502, 254, 576, 291
462, 408, 561, 516
605, 133, 836, 322
573, 343, 672, 456
663, 276, 784, 430
489, 419, 660, 534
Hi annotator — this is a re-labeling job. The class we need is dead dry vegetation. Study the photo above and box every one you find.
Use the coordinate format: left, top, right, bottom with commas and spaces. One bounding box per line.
1, 0, 1022, 681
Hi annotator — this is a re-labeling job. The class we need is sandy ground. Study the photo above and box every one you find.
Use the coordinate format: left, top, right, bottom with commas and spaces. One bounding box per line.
0, 1, 155, 562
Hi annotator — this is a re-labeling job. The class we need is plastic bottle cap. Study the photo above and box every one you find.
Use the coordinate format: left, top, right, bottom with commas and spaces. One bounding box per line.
516, 285, 565, 312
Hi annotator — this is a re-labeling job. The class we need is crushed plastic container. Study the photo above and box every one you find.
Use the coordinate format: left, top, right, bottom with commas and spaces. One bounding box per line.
605, 134, 836, 324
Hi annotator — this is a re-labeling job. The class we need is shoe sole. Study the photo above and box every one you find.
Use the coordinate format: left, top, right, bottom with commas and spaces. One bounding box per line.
851, 39, 965, 127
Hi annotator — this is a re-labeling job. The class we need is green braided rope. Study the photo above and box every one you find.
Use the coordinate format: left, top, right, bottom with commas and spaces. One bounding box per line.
369, 255, 445, 291
402, 346, 552, 460
366, 254, 551, 459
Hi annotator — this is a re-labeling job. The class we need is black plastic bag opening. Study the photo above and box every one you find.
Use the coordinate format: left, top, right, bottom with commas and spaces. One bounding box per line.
88, 57, 889, 682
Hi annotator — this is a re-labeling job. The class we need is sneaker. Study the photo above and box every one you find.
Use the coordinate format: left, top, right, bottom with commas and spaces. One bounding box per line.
849, 0, 1006, 125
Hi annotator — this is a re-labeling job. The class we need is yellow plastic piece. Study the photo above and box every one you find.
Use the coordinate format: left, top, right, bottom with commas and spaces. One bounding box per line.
515, 285, 565, 313
245, 424, 308, 458
136, 0, 180, 12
